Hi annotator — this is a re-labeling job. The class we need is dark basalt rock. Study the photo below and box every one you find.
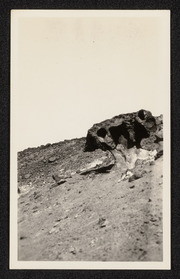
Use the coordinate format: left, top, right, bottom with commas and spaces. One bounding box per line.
84, 109, 163, 152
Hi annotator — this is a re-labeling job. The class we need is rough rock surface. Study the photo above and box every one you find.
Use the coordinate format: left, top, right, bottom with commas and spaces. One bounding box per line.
18, 110, 163, 261
85, 109, 163, 153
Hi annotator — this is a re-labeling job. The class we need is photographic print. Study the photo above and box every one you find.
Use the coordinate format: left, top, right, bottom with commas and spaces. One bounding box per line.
10, 10, 170, 269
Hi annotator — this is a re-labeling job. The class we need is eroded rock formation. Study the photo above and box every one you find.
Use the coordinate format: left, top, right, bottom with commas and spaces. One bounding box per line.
82, 109, 163, 175
85, 109, 163, 153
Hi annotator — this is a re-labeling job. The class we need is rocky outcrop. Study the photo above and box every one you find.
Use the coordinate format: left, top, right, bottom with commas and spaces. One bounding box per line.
79, 150, 116, 175
85, 109, 163, 153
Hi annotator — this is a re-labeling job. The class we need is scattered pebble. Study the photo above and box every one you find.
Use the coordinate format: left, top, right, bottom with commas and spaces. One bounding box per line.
33, 191, 41, 199
90, 239, 96, 247
128, 170, 144, 182
150, 218, 157, 222
69, 246, 76, 254
48, 156, 57, 163
48, 228, 55, 234
98, 217, 108, 228
19, 236, 27, 240
24, 173, 31, 179
50, 180, 66, 189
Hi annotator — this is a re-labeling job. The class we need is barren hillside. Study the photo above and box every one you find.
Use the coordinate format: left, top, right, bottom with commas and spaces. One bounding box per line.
18, 109, 163, 261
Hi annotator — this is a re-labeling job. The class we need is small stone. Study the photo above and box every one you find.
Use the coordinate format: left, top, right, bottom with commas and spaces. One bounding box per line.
50, 179, 66, 189
48, 156, 57, 163
90, 239, 96, 247
50, 183, 57, 189
29, 154, 34, 160
24, 173, 31, 179
33, 191, 41, 199
49, 227, 57, 234
19, 236, 27, 240
98, 217, 108, 228
129, 185, 135, 189
128, 175, 137, 182
128, 169, 145, 182
150, 218, 157, 222
52, 174, 66, 185
57, 180, 66, 185
69, 246, 76, 254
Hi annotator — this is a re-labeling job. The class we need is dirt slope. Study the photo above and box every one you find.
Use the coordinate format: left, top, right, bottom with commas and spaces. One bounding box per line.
18, 137, 163, 261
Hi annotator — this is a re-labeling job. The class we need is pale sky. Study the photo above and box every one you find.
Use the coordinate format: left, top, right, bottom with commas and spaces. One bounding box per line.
11, 11, 170, 151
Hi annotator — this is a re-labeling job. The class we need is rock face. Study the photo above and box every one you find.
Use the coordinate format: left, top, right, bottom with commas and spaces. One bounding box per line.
85, 109, 163, 153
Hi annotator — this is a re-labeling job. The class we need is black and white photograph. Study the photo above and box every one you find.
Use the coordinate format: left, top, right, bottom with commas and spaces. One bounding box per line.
10, 10, 170, 269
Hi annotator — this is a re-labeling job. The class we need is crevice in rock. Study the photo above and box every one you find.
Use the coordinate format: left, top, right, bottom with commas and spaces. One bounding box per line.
97, 128, 107, 138
109, 123, 130, 147
134, 121, 149, 148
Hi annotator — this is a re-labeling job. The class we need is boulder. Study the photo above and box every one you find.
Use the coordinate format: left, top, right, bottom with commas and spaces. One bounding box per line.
84, 109, 161, 152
